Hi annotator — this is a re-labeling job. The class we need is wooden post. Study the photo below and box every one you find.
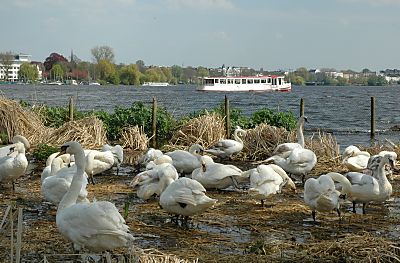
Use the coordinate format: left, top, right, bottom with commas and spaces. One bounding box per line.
16, 208, 23, 263
152, 97, 157, 148
300, 98, 305, 117
224, 95, 230, 139
370, 97, 375, 139
10, 206, 14, 263
69, 97, 74, 121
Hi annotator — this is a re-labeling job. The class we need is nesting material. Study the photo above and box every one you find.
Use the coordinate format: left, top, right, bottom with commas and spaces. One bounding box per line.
0, 97, 49, 145
168, 112, 225, 149
44, 117, 107, 149
237, 123, 296, 161
120, 125, 148, 151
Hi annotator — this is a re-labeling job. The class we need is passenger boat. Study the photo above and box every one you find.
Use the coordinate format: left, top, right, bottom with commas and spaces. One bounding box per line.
197, 75, 291, 92
142, 82, 170, 87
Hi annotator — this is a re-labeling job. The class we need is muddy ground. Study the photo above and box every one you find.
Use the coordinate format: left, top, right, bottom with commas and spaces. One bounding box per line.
1, 152, 400, 262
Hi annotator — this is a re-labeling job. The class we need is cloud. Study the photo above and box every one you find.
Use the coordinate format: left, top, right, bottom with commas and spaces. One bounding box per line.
165, 0, 235, 9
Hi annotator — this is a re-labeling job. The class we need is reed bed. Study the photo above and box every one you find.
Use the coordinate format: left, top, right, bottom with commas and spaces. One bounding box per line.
0, 97, 48, 146
120, 126, 149, 151
166, 112, 225, 151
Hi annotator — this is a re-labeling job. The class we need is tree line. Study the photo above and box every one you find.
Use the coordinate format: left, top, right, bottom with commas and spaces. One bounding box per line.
0, 46, 395, 86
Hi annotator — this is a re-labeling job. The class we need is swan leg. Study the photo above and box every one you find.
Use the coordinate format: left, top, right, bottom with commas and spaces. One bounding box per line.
352, 201, 357, 213
230, 176, 239, 189
89, 174, 96, 185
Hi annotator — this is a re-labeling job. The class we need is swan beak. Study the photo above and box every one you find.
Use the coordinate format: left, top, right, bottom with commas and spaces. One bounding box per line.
7, 147, 15, 156
202, 163, 207, 172
56, 145, 68, 157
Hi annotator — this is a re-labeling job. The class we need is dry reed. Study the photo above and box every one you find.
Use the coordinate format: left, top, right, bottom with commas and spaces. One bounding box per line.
165, 112, 225, 151
120, 126, 149, 151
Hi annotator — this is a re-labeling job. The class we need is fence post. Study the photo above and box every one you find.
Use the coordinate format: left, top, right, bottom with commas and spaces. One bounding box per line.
300, 98, 305, 117
152, 97, 157, 148
69, 97, 74, 121
370, 96, 375, 139
224, 95, 230, 139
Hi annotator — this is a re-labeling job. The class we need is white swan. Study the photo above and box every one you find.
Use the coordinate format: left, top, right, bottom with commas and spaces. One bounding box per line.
303, 172, 345, 222
272, 116, 307, 158
145, 154, 173, 170
329, 155, 393, 214
130, 163, 178, 200
0, 135, 30, 158
191, 156, 245, 190
245, 164, 296, 207
159, 177, 217, 221
205, 126, 247, 159
0, 142, 28, 190
41, 153, 72, 182
367, 151, 398, 180
341, 145, 370, 172
56, 141, 135, 252
136, 148, 164, 171
102, 144, 124, 175
41, 157, 89, 205
265, 147, 317, 184
85, 149, 115, 184
165, 144, 204, 175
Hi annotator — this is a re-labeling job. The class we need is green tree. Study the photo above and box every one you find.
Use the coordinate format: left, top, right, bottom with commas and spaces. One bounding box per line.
171, 65, 183, 83
50, 64, 64, 81
91, 46, 115, 63
19, 63, 39, 82
97, 59, 119, 84
119, 64, 142, 85
0, 51, 14, 81
136, 60, 145, 72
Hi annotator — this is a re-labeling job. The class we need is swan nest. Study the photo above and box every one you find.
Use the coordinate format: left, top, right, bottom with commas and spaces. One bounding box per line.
1, 146, 400, 262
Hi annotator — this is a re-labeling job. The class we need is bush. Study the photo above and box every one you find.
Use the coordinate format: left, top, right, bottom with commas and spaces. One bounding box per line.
95, 102, 176, 143
32, 144, 59, 163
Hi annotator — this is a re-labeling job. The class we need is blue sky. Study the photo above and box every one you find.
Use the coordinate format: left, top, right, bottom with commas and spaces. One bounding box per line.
1, 0, 399, 71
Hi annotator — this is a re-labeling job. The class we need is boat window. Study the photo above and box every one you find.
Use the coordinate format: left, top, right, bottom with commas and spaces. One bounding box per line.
254, 79, 260, 84
267, 78, 271, 83
235, 79, 241, 84
220, 79, 226, 84
242, 79, 246, 84
278, 78, 282, 85
261, 79, 266, 83
228, 79, 233, 84
247, 79, 254, 84
272, 78, 277, 85
215, 79, 219, 84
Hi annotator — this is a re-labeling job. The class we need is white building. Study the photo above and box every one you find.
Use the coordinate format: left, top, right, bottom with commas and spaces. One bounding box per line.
0, 53, 42, 82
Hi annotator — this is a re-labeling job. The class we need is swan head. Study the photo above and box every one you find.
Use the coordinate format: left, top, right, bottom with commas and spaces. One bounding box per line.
189, 144, 204, 155
57, 141, 84, 157
7, 142, 25, 155
11, 135, 30, 150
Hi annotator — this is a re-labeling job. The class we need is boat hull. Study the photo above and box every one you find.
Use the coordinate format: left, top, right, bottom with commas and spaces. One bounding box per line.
197, 83, 291, 92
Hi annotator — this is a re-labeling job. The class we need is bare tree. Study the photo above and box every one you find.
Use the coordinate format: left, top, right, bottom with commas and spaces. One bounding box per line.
91, 46, 115, 63
0, 51, 14, 80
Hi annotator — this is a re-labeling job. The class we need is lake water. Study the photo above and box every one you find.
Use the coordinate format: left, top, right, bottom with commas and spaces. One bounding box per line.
1, 84, 399, 149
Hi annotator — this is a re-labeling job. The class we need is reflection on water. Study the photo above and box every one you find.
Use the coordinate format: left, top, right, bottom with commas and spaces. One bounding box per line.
1, 84, 400, 148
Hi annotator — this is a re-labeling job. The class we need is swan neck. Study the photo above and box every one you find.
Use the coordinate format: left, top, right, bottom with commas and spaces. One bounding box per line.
50, 158, 63, 176
328, 172, 352, 195
233, 129, 243, 144
159, 176, 175, 193
57, 150, 87, 212
296, 120, 305, 148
